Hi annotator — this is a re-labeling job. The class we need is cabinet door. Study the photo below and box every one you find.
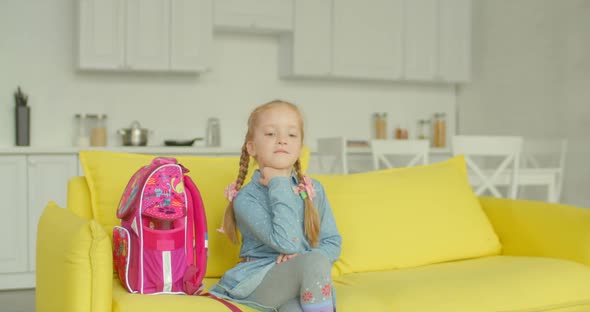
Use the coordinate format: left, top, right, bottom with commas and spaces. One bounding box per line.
27, 155, 79, 272
439, 0, 471, 82
332, 0, 403, 80
279, 0, 331, 77
214, 0, 292, 33
126, 0, 170, 70
404, 0, 438, 81
170, 0, 212, 71
0, 157, 27, 274
78, 0, 125, 69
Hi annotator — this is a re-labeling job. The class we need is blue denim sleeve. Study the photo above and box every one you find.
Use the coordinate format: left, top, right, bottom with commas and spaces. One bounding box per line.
234, 177, 303, 254
311, 180, 342, 263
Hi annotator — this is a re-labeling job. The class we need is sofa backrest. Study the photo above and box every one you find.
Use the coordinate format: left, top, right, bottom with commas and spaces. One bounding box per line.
78, 149, 310, 278
312, 156, 502, 275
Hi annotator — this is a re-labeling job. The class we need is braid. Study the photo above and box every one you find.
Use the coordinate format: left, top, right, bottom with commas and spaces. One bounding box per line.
235, 144, 250, 189
294, 159, 320, 247
222, 142, 250, 244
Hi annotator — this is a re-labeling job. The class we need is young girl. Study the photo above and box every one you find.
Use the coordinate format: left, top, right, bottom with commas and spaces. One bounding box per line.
209, 100, 342, 312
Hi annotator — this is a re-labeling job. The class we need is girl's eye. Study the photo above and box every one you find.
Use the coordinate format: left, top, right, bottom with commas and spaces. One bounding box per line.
265, 132, 275, 136
289, 134, 298, 138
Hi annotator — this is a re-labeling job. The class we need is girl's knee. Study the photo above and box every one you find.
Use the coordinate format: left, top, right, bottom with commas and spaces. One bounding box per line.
302, 252, 331, 273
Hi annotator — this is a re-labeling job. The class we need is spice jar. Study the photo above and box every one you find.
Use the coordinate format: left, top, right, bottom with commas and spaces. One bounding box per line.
90, 114, 107, 147
433, 113, 447, 148
74, 114, 90, 147
417, 119, 431, 141
373, 113, 387, 139
395, 123, 408, 140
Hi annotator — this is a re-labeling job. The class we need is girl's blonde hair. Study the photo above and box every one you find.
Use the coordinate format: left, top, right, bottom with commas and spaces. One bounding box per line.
222, 100, 321, 247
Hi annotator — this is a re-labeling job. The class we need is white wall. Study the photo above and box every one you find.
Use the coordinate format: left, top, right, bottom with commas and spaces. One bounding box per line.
458, 0, 590, 207
0, 0, 455, 151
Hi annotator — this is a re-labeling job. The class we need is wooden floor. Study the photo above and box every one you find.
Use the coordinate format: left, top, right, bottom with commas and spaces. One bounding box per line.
0, 289, 35, 312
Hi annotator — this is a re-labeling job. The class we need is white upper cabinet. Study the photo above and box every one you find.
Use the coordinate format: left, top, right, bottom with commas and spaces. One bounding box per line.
403, 0, 471, 82
126, 0, 170, 71
278, 0, 331, 77
78, 0, 125, 69
404, 0, 438, 81
78, 0, 212, 72
439, 0, 471, 82
332, 0, 403, 80
214, 0, 293, 33
171, 0, 212, 71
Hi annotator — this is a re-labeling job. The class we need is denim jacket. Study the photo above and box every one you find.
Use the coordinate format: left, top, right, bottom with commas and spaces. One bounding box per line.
209, 170, 342, 310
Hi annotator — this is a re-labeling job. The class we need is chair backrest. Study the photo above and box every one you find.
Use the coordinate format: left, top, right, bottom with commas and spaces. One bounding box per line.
452, 135, 523, 199
370, 139, 430, 170
521, 138, 568, 201
317, 137, 349, 174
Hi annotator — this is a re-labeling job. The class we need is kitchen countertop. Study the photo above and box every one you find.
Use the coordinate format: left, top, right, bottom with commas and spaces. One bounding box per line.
0, 146, 243, 155
0, 146, 452, 155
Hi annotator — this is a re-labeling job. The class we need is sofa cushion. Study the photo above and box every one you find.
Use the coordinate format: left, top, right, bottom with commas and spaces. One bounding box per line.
333, 256, 590, 312
112, 278, 257, 312
313, 156, 501, 275
79, 148, 309, 277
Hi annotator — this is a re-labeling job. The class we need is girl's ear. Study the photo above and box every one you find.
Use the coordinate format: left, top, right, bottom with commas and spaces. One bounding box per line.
246, 141, 256, 157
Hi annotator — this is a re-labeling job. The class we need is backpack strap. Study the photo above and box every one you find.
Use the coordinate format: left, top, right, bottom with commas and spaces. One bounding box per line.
182, 175, 208, 294
201, 293, 242, 312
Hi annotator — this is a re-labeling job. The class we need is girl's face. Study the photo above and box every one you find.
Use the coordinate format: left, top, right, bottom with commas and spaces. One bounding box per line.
246, 105, 303, 173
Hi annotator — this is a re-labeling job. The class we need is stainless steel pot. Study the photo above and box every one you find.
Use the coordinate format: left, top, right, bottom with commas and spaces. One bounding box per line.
118, 121, 149, 146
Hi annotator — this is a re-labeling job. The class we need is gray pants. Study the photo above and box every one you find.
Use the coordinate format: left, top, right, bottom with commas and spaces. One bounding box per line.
246, 252, 334, 312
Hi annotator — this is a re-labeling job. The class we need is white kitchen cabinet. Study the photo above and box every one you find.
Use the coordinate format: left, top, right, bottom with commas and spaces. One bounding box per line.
171, 0, 213, 71
403, 0, 471, 82
78, 0, 212, 72
0, 154, 78, 289
439, 0, 471, 82
26, 155, 79, 272
214, 0, 292, 33
0, 157, 27, 275
77, 0, 125, 69
331, 0, 404, 80
278, 0, 332, 77
403, 0, 438, 81
125, 0, 170, 71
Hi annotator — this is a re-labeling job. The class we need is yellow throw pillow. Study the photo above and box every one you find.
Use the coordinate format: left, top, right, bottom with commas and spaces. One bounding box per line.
312, 156, 501, 275
79, 147, 310, 277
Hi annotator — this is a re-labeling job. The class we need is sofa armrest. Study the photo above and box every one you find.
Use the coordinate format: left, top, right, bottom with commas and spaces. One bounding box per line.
67, 176, 93, 220
480, 197, 590, 266
37, 202, 112, 312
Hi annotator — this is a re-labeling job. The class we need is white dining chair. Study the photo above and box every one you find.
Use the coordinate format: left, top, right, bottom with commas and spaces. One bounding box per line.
519, 138, 568, 202
452, 135, 524, 199
317, 137, 349, 174
370, 139, 430, 170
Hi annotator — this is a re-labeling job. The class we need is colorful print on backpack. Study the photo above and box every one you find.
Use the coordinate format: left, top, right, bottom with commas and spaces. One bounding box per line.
113, 157, 208, 295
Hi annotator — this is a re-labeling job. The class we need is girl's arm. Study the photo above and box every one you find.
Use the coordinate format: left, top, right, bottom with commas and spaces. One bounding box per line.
234, 177, 304, 255
311, 181, 342, 263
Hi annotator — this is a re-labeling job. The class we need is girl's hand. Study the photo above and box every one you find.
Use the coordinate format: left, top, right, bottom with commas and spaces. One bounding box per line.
276, 253, 298, 264
259, 167, 290, 186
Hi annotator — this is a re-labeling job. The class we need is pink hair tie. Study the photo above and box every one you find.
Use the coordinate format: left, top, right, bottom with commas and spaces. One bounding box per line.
217, 181, 239, 234
293, 176, 316, 200
224, 181, 239, 202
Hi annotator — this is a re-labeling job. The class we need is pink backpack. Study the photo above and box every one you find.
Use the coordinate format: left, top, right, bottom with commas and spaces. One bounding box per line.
113, 157, 207, 295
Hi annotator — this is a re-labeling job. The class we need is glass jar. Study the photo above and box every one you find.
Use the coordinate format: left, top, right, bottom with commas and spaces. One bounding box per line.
433, 113, 447, 148
373, 113, 387, 139
90, 114, 107, 147
417, 119, 431, 141
74, 114, 90, 147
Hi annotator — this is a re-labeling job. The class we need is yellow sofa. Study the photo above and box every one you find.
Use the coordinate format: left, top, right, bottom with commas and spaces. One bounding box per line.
36, 151, 590, 312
